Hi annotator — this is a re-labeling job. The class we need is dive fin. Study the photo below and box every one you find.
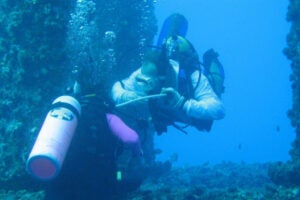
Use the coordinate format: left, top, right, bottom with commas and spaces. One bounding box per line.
157, 13, 189, 46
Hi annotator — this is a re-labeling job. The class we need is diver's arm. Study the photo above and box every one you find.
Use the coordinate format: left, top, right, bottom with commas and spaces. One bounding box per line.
111, 69, 146, 104
182, 71, 225, 120
111, 81, 138, 104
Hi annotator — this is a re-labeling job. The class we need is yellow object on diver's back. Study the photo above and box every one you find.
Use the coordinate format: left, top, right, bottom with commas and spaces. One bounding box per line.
202, 48, 225, 98
206, 61, 224, 97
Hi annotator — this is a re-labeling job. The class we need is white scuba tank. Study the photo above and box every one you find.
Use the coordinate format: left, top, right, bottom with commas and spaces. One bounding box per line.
26, 95, 81, 181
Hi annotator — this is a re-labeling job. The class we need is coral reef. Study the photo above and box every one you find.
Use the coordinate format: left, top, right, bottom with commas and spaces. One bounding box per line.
128, 162, 300, 200
0, 0, 73, 183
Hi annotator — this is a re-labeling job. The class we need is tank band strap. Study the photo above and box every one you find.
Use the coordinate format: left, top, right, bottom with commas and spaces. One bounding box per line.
51, 102, 81, 119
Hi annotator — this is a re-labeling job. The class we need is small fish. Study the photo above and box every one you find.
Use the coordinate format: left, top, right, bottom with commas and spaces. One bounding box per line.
169, 153, 178, 162
238, 144, 242, 150
154, 149, 162, 154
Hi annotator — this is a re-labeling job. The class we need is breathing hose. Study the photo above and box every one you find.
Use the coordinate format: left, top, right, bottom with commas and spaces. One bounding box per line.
115, 94, 166, 108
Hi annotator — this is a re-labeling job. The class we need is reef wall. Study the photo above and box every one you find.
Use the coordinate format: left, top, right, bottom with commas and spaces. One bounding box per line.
0, 0, 74, 184
285, 0, 300, 162
268, 0, 300, 186
0, 0, 157, 195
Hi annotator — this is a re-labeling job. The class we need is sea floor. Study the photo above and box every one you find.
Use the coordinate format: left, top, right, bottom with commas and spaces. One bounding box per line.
127, 162, 300, 200
1, 162, 300, 200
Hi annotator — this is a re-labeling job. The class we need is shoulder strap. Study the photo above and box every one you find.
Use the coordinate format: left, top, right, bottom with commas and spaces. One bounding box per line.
177, 65, 201, 99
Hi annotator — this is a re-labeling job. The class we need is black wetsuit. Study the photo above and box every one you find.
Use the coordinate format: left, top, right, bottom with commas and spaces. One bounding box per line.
45, 101, 119, 200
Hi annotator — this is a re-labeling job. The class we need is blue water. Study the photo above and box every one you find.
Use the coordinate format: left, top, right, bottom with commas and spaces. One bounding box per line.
154, 0, 295, 166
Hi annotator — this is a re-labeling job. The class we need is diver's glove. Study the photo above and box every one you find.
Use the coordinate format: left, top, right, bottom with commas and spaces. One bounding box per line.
161, 87, 186, 110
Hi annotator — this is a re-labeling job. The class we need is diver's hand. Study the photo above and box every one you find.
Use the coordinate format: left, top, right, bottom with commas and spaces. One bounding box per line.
161, 87, 186, 109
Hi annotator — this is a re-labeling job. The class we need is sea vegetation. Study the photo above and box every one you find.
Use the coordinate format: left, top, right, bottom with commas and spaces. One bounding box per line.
0, 0, 299, 199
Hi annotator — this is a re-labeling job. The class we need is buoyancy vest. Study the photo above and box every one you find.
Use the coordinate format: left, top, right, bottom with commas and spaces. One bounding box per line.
150, 48, 225, 134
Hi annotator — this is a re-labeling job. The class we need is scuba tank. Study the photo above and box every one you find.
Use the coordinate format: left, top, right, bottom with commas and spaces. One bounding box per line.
26, 95, 81, 180
202, 48, 225, 98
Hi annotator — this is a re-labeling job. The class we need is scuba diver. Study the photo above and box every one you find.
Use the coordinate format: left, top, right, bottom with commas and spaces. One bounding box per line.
40, 93, 142, 200
111, 35, 225, 135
